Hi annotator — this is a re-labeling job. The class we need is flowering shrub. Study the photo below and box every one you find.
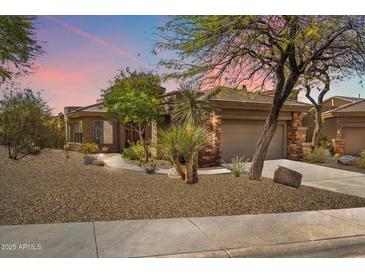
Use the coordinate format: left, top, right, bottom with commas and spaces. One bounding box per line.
80, 143, 99, 154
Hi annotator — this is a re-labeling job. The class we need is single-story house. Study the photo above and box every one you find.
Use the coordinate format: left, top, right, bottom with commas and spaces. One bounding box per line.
307, 96, 365, 155
64, 88, 311, 167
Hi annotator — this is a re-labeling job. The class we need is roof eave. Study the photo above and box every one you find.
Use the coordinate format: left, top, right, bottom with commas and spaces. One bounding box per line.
210, 99, 311, 112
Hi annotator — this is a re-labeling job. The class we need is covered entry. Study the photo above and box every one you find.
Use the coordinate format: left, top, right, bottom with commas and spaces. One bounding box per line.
221, 119, 286, 162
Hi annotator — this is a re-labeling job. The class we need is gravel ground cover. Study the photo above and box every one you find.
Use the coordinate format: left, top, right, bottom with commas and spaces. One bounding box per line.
1, 146, 365, 225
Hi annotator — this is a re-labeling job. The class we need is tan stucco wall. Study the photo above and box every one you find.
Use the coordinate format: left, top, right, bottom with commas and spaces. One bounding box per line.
321, 117, 338, 140
67, 116, 123, 152
321, 116, 365, 140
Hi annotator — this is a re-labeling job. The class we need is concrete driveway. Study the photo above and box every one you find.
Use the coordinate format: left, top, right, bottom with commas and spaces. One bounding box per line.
251, 159, 365, 198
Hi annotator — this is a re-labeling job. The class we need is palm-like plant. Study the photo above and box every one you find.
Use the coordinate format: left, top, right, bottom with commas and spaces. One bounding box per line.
178, 125, 210, 183
159, 125, 210, 183
158, 126, 186, 180
172, 83, 210, 126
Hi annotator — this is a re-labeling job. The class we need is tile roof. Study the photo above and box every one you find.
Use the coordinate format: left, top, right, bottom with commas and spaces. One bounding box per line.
322, 99, 365, 115
200, 87, 311, 107
67, 102, 107, 114
323, 95, 363, 104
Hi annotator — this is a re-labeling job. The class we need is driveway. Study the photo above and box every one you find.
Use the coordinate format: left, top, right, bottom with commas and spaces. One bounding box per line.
106, 155, 365, 198
251, 159, 365, 198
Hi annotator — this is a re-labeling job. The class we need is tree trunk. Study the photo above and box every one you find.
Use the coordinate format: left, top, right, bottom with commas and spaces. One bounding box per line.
192, 153, 198, 183
172, 156, 185, 180
137, 126, 149, 162
312, 106, 322, 148
184, 153, 194, 184
248, 102, 283, 180
8, 144, 12, 159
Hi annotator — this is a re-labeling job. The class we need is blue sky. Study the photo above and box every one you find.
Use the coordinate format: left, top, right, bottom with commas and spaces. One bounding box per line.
17, 16, 365, 113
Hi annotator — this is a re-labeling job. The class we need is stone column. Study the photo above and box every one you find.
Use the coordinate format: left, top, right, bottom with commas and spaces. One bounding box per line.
332, 138, 345, 154
287, 112, 308, 160
198, 108, 221, 167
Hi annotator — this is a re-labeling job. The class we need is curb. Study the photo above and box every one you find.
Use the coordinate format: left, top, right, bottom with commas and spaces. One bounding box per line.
155, 235, 365, 258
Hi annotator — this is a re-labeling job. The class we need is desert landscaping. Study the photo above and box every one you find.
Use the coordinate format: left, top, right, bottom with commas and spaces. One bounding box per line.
1, 146, 365, 226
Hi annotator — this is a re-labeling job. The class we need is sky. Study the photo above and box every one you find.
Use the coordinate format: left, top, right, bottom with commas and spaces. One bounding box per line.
15, 15, 365, 114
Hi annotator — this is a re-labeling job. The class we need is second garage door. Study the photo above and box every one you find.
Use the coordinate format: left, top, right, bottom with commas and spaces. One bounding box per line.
343, 127, 365, 155
221, 119, 286, 162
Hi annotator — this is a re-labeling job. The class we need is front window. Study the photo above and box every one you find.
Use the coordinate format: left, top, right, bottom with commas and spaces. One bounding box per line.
93, 120, 114, 145
73, 120, 83, 143
93, 120, 103, 145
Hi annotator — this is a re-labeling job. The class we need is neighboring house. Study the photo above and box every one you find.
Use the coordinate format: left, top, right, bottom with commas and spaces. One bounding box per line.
303, 95, 365, 156
64, 88, 311, 167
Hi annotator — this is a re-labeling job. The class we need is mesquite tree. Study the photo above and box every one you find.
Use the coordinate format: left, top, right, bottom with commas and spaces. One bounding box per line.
0, 16, 43, 84
301, 65, 331, 148
155, 16, 365, 180
101, 69, 163, 162
0, 88, 52, 160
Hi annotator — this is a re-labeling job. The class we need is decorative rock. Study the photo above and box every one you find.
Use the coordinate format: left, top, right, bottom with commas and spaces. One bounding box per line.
273, 166, 302, 188
167, 167, 181, 179
84, 154, 103, 165
337, 155, 357, 165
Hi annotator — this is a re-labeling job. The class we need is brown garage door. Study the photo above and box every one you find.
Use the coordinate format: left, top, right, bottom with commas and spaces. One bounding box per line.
221, 119, 285, 162
343, 127, 365, 155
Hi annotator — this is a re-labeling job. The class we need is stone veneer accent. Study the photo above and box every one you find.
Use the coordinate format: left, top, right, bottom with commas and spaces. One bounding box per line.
199, 110, 309, 167
198, 108, 221, 167
287, 112, 308, 160
332, 138, 345, 154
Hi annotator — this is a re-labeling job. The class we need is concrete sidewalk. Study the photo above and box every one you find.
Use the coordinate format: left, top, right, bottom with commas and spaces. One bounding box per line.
1, 207, 365, 258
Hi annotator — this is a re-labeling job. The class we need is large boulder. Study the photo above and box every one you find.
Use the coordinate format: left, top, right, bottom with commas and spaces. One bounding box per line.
337, 155, 357, 165
273, 166, 302, 188
84, 154, 104, 165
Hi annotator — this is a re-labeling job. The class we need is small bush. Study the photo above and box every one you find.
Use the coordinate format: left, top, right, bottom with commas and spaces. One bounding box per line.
143, 160, 157, 174
222, 156, 248, 177
80, 143, 100, 154
21, 145, 41, 155
121, 142, 145, 161
334, 152, 342, 159
359, 151, 365, 168
319, 136, 334, 155
97, 160, 105, 167
306, 147, 329, 163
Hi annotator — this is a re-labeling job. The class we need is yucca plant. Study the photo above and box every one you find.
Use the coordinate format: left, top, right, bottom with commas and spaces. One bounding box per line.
172, 83, 210, 127
178, 125, 210, 183
158, 126, 186, 180
159, 125, 210, 183
169, 83, 211, 183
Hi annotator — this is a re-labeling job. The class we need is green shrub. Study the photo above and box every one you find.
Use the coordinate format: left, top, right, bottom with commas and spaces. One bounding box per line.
143, 160, 157, 174
306, 147, 329, 163
80, 143, 99, 154
334, 152, 342, 159
319, 135, 334, 155
359, 151, 365, 168
97, 160, 105, 167
121, 142, 145, 161
222, 156, 248, 177
22, 145, 41, 155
